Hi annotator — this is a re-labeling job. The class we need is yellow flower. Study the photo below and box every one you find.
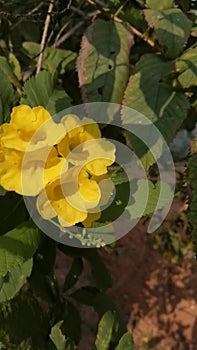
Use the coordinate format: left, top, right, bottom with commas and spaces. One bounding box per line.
58, 114, 101, 158
37, 165, 105, 227
0, 105, 67, 195
1, 105, 64, 152
0, 106, 116, 228
36, 114, 116, 227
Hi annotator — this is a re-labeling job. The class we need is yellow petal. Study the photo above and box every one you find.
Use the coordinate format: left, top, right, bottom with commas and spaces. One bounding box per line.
79, 178, 100, 202
10, 105, 50, 133
67, 138, 115, 173
82, 211, 101, 228
54, 198, 87, 226
60, 114, 101, 152
1, 105, 65, 152
0, 147, 23, 194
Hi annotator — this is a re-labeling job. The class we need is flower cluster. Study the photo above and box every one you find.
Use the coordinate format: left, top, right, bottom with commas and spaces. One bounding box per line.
0, 105, 115, 227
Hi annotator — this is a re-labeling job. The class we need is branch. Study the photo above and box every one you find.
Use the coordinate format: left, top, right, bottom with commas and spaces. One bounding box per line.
36, 0, 54, 74
87, 0, 155, 48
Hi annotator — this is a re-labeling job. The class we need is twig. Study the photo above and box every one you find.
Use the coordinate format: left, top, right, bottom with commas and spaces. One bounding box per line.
53, 19, 72, 48
54, 20, 85, 48
11, 2, 44, 30
54, 10, 99, 47
87, 0, 155, 48
36, 0, 54, 74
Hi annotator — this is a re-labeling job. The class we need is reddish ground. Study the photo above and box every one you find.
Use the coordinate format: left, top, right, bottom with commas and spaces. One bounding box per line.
55, 199, 197, 350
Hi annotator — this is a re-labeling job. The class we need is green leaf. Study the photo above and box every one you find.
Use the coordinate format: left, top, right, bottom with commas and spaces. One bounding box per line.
115, 332, 134, 350
0, 294, 49, 349
77, 19, 133, 104
50, 321, 67, 350
0, 55, 21, 89
63, 258, 83, 292
8, 53, 21, 80
129, 179, 173, 218
58, 246, 112, 291
0, 259, 33, 302
0, 186, 6, 196
71, 286, 126, 340
93, 311, 115, 350
146, 0, 174, 10
144, 8, 192, 58
0, 192, 27, 235
189, 13, 197, 37
122, 54, 190, 169
0, 221, 40, 278
20, 70, 71, 115
172, 48, 197, 88
22, 42, 77, 73
0, 70, 15, 124
175, 0, 191, 12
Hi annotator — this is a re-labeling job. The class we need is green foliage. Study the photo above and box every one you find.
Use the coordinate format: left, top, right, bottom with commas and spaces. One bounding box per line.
115, 332, 134, 349
0, 70, 15, 123
0, 221, 40, 278
22, 42, 77, 74
93, 311, 115, 350
49, 321, 67, 350
172, 48, 197, 88
146, 0, 174, 10
21, 70, 72, 115
144, 8, 192, 58
77, 19, 133, 104
0, 259, 32, 302
123, 54, 190, 168
0, 192, 27, 235
0, 0, 196, 348
0, 294, 49, 349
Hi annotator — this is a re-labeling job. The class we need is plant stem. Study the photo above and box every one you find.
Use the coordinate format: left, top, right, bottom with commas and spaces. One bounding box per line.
36, 0, 54, 74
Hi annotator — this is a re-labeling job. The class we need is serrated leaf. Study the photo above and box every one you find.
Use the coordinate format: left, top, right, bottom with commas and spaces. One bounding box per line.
77, 19, 133, 104
122, 54, 190, 169
172, 48, 197, 88
20, 70, 71, 115
144, 8, 192, 58
50, 321, 67, 350
22, 42, 77, 73
93, 311, 115, 350
0, 70, 15, 124
0, 259, 32, 302
115, 332, 134, 350
146, 0, 174, 10
0, 221, 40, 277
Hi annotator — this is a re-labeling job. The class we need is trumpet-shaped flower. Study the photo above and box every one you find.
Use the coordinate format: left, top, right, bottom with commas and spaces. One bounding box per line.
0, 105, 116, 228
37, 163, 113, 227
0, 105, 67, 195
